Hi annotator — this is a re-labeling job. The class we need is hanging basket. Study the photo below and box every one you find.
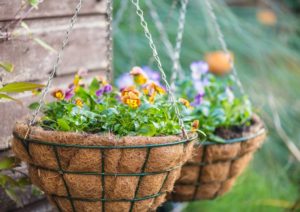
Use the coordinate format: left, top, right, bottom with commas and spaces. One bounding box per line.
169, 114, 266, 202
12, 121, 197, 212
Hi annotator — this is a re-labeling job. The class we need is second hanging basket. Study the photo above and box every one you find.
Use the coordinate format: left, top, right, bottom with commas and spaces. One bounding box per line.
169, 114, 266, 202
12, 120, 197, 211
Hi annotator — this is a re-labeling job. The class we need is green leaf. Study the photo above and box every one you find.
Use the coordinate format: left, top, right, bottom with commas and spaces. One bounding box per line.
33, 37, 57, 53
27, 0, 39, 8
0, 157, 21, 170
5, 188, 23, 206
89, 78, 100, 94
17, 177, 31, 187
28, 102, 40, 110
138, 124, 157, 136
57, 119, 71, 131
0, 174, 18, 187
0, 62, 14, 72
208, 134, 226, 143
0, 82, 45, 93
0, 93, 22, 104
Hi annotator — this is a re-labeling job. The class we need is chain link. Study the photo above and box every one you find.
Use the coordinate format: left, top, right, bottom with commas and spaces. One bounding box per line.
130, 0, 188, 138
24, 0, 83, 140
106, 0, 113, 82
170, 0, 189, 90
204, 0, 246, 96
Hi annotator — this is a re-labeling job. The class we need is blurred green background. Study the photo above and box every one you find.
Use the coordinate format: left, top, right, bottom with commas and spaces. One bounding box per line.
113, 0, 300, 211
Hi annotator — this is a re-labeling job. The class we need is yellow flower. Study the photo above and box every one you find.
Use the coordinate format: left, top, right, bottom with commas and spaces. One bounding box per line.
97, 76, 108, 85
122, 92, 141, 109
52, 89, 65, 100
179, 98, 193, 109
73, 74, 81, 87
130, 66, 148, 85
191, 120, 199, 132
143, 81, 166, 104
75, 98, 83, 108
121, 86, 140, 97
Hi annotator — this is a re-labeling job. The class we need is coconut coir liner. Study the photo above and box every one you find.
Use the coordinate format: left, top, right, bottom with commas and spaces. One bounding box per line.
170, 115, 266, 201
12, 121, 196, 212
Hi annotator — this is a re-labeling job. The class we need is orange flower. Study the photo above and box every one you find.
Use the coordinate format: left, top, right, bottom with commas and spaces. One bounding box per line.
75, 98, 83, 108
130, 66, 148, 85
122, 92, 141, 109
257, 9, 277, 26
191, 120, 199, 132
143, 81, 166, 103
179, 98, 193, 109
121, 86, 140, 97
205, 51, 234, 75
52, 89, 65, 100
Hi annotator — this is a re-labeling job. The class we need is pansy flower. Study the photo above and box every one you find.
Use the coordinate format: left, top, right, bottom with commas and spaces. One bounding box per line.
191, 120, 199, 132
142, 66, 161, 84
130, 66, 148, 85
142, 81, 165, 104
121, 87, 141, 109
190, 61, 209, 81
96, 84, 113, 97
52, 89, 65, 100
121, 86, 140, 97
115, 73, 133, 90
75, 98, 83, 108
179, 98, 193, 109
64, 86, 75, 100
191, 92, 205, 107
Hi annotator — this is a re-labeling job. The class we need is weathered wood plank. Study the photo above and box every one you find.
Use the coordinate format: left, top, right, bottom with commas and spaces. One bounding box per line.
1, 15, 107, 83
0, 0, 106, 21
0, 70, 105, 149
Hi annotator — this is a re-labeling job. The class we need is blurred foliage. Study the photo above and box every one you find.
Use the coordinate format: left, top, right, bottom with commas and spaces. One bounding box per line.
113, 0, 300, 210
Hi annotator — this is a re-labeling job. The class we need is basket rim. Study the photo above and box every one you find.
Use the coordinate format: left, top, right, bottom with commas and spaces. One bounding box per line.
12, 130, 198, 149
201, 127, 266, 146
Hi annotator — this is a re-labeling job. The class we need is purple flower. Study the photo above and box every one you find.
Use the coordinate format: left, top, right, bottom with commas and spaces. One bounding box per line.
115, 73, 133, 89
96, 84, 113, 97
65, 88, 74, 100
142, 66, 160, 83
191, 93, 205, 107
190, 61, 209, 80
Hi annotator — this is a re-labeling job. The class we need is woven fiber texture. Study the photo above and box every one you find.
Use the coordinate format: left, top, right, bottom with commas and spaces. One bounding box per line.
12, 121, 197, 212
169, 115, 266, 202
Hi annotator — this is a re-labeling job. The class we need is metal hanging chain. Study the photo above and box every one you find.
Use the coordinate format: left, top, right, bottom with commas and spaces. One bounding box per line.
24, 0, 83, 140
145, 0, 176, 65
170, 0, 189, 89
130, 0, 188, 138
204, 0, 246, 96
106, 0, 113, 82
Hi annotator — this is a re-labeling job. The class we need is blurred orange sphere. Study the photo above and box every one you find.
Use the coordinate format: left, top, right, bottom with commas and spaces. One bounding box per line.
257, 9, 277, 26
205, 51, 233, 75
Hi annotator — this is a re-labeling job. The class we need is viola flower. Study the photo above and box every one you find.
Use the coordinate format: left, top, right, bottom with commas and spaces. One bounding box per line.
142, 81, 165, 104
115, 73, 133, 90
130, 66, 148, 85
191, 93, 205, 107
142, 66, 160, 84
191, 120, 199, 132
179, 98, 193, 109
190, 61, 209, 81
75, 98, 83, 108
65, 88, 74, 100
121, 86, 140, 98
122, 91, 141, 109
96, 84, 113, 97
52, 89, 65, 100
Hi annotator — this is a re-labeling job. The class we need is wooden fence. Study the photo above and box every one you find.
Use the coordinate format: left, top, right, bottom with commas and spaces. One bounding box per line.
0, 1, 107, 211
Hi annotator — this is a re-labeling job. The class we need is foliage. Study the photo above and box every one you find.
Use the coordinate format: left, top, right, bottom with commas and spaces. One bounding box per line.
37, 69, 196, 136
176, 61, 252, 141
